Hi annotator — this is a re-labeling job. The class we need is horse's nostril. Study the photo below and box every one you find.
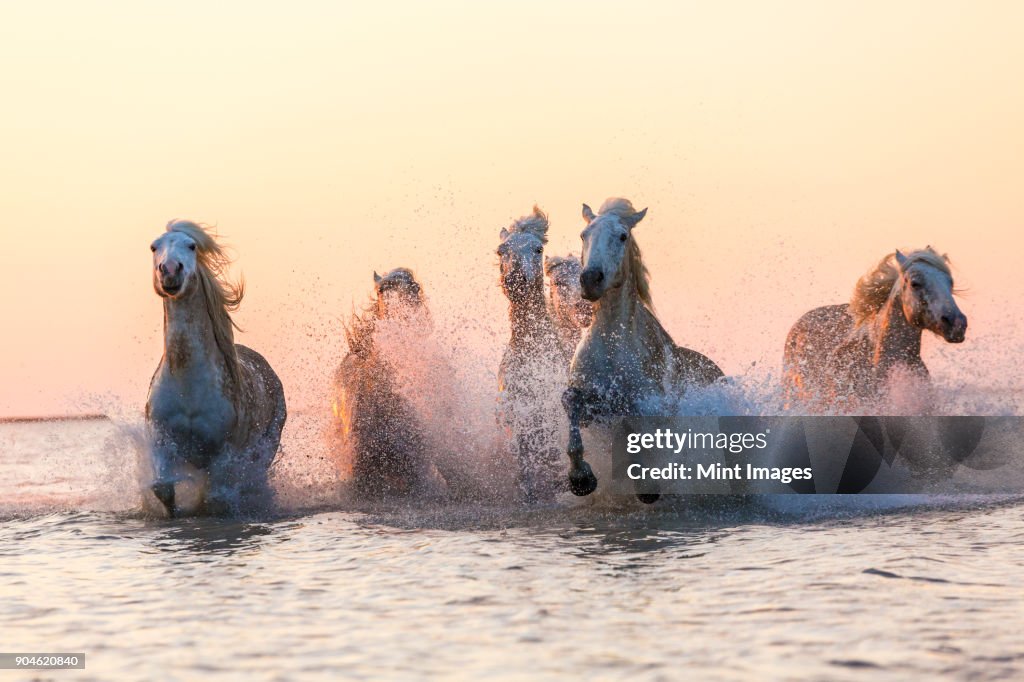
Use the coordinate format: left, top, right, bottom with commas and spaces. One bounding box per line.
941, 315, 954, 327
581, 269, 604, 289
176, 262, 184, 273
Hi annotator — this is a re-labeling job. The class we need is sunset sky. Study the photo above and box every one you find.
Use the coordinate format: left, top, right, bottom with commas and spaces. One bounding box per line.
1, 1, 1022, 417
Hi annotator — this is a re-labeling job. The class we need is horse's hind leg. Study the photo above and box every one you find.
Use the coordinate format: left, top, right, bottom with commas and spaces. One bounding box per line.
562, 388, 598, 496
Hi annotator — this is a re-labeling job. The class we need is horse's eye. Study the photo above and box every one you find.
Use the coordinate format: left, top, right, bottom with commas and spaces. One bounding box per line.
534, 247, 542, 254
150, 245, 156, 252
619, 233, 628, 242
911, 280, 922, 290
188, 243, 196, 251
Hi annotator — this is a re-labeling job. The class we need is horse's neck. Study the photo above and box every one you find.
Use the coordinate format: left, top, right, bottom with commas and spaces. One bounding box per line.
592, 284, 634, 337
163, 290, 229, 380
590, 276, 665, 347
869, 289, 922, 368
576, 277, 674, 404
508, 288, 555, 349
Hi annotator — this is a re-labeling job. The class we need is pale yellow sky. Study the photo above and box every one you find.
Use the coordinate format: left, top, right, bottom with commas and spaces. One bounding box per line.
1, 1, 1022, 416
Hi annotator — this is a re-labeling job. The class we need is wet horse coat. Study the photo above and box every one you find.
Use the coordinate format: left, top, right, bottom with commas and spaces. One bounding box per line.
496, 206, 567, 501
146, 220, 286, 517
334, 268, 436, 498
563, 199, 723, 500
783, 248, 967, 412
545, 254, 593, 365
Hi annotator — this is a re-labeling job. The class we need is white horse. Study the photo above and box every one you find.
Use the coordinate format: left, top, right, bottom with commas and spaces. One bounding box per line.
146, 220, 286, 517
497, 206, 567, 501
333, 268, 438, 499
545, 254, 593, 363
784, 247, 967, 412
562, 198, 723, 499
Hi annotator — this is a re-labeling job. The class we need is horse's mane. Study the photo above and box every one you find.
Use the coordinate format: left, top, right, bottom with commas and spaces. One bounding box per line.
849, 247, 952, 325
596, 198, 653, 309
507, 205, 549, 243
343, 305, 376, 357
166, 219, 243, 385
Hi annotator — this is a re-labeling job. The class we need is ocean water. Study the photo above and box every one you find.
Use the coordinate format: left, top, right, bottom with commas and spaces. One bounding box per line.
2, 418, 1023, 681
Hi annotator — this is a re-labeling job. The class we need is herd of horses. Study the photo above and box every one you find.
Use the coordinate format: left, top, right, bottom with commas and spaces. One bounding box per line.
145, 201, 967, 516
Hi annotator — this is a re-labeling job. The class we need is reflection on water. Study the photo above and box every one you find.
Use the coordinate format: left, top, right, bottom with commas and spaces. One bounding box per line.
146, 519, 277, 556
2, 421, 1024, 680
2, 504, 1024, 681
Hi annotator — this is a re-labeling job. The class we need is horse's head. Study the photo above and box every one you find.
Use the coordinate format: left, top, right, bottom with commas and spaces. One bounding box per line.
373, 267, 423, 319
895, 249, 967, 343
498, 206, 549, 303
545, 254, 592, 328
151, 227, 200, 299
578, 198, 647, 301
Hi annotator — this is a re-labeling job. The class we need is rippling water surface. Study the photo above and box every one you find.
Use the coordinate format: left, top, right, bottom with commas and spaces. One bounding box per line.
3, 419, 1023, 681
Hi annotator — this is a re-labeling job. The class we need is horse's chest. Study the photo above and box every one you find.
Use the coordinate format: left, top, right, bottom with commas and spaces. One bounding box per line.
571, 337, 659, 404
148, 370, 237, 452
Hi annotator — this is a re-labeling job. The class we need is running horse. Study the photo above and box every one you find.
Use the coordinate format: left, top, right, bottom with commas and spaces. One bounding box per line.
562, 198, 723, 500
783, 248, 967, 411
497, 206, 567, 501
146, 220, 286, 517
545, 254, 593, 363
333, 268, 437, 498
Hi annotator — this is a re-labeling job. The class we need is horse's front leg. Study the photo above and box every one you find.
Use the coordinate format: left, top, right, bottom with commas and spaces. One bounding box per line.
149, 436, 178, 518
562, 387, 598, 496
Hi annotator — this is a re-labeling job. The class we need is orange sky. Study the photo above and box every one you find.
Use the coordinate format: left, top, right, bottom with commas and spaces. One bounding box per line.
1, 1, 1022, 417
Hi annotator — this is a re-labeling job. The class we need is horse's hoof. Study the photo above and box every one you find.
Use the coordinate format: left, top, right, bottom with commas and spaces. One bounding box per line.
568, 463, 598, 497
636, 493, 660, 505
151, 482, 176, 518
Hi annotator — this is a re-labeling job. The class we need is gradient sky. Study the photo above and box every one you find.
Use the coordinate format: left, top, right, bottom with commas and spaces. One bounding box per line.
1, 1, 1022, 417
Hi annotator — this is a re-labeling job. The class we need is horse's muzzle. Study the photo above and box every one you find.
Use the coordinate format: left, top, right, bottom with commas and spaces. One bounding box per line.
580, 268, 605, 301
502, 272, 539, 300
941, 313, 967, 343
158, 274, 185, 296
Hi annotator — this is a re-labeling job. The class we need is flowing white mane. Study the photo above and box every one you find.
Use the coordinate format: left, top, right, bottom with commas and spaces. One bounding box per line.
849, 247, 953, 325
165, 219, 243, 384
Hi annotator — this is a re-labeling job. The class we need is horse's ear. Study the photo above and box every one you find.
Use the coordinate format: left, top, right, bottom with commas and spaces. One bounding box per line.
895, 250, 909, 270
500, 227, 509, 241
582, 203, 596, 223
623, 207, 648, 229
373, 271, 382, 285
